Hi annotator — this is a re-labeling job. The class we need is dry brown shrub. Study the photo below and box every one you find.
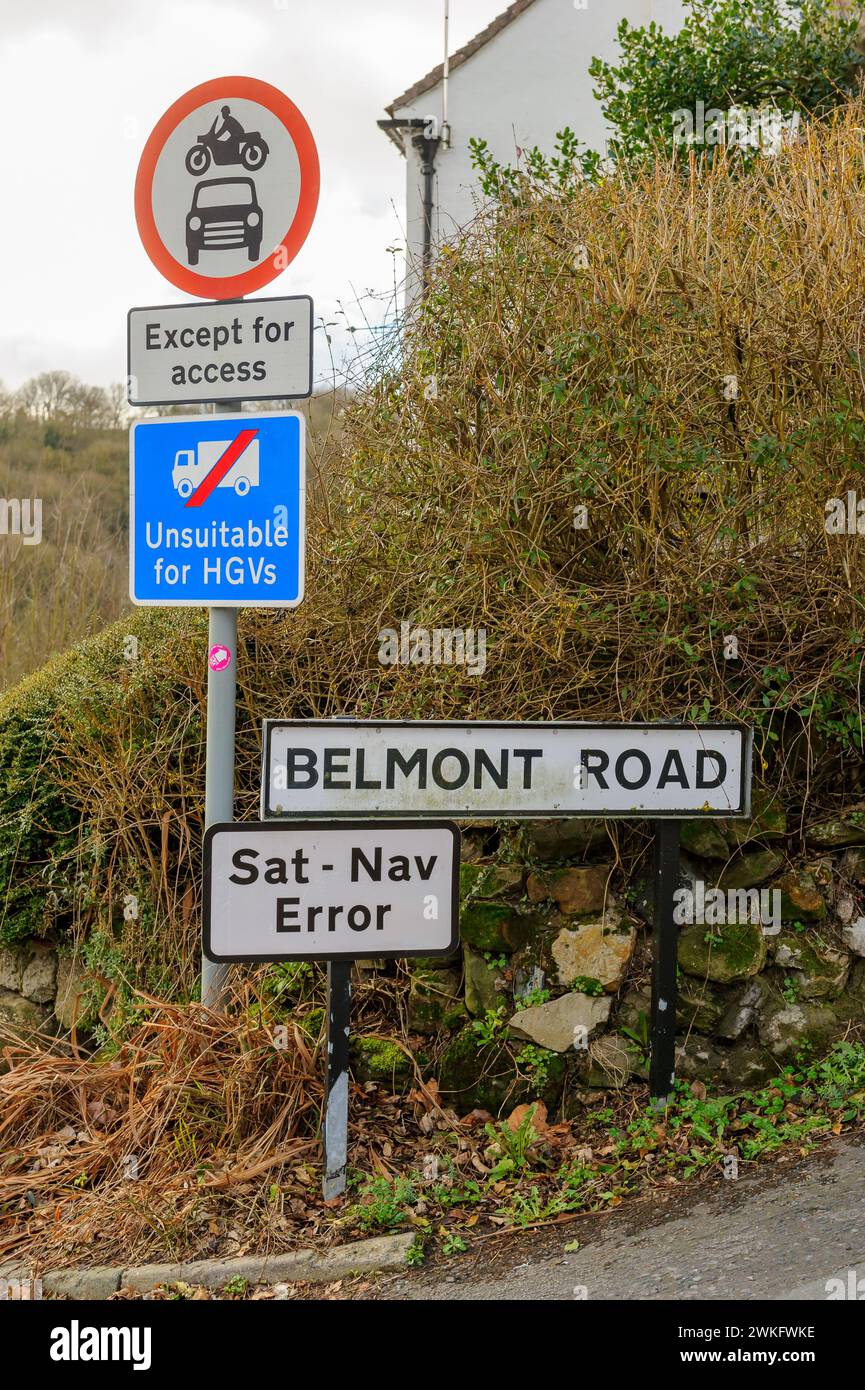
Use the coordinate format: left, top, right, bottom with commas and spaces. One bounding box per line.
0, 987, 324, 1269
239, 100, 865, 786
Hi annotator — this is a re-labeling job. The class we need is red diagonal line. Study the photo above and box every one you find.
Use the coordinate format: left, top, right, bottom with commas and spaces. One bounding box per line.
185, 428, 259, 508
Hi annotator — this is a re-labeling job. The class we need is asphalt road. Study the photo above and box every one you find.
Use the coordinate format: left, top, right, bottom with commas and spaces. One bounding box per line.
384, 1135, 865, 1301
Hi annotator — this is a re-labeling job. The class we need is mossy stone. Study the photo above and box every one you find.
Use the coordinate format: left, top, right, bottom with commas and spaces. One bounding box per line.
526, 865, 610, 914
718, 849, 784, 890
680, 820, 730, 860
676, 975, 729, 1032
350, 1035, 412, 1088
407, 967, 466, 1034
677, 920, 767, 983
411, 951, 460, 971
0, 945, 27, 993
459, 902, 532, 953
676, 1035, 778, 1088
518, 819, 608, 863
806, 810, 865, 849
835, 959, 865, 1022
616, 985, 651, 1036
723, 788, 787, 848
776, 870, 826, 922
722, 1042, 778, 1088
757, 997, 842, 1060
673, 1036, 729, 1082
842, 848, 865, 884
463, 947, 507, 1017
437, 1027, 565, 1116
459, 863, 525, 899
771, 933, 849, 998
508, 915, 564, 996
0, 988, 49, 1038
54, 952, 96, 1032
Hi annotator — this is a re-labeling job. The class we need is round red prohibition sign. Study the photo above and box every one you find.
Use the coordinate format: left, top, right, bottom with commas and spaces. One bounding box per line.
135, 76, 319, 299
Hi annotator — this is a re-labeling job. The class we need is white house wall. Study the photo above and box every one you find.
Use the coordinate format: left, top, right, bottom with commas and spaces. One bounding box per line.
392, 0, 685, 305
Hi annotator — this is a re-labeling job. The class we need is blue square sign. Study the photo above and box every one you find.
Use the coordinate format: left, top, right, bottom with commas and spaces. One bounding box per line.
130, 412, 304, 606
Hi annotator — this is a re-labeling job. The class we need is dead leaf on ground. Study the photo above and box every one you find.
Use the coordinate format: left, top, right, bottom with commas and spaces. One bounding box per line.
507, 1100, 548, 1133
460, 1109, 493, 1128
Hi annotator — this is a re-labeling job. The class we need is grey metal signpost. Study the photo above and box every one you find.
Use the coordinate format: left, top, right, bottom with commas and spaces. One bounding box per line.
131, 76, 319, 1003
201, 400, 240, 1008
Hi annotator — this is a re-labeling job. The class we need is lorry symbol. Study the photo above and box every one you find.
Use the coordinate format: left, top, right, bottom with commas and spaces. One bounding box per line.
171, 438, 260, 499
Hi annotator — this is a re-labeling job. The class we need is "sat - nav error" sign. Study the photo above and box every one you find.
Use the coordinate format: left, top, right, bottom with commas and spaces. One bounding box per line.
203, 820, 460, 962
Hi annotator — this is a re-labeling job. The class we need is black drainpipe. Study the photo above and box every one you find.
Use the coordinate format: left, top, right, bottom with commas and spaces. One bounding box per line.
377, 118, 442, 295
411, 127, 441, 290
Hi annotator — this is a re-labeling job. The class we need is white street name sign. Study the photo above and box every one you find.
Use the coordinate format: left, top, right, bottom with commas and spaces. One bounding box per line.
203, 820, 460, 962
261, 720, 752, 820
127, 296, 313, 406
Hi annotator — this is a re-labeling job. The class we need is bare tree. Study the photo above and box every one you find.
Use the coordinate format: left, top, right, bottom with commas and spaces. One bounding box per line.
12, 371, 117, 429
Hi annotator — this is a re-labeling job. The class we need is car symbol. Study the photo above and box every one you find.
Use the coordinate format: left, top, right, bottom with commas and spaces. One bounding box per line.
186, 178, 263, 265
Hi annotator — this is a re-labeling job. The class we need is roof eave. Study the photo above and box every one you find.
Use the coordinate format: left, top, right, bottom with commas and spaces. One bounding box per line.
377, 118, 407, 154
385, 0, 540, 113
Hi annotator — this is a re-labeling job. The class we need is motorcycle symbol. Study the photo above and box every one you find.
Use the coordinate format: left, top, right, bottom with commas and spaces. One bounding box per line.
185, 105, 269, 175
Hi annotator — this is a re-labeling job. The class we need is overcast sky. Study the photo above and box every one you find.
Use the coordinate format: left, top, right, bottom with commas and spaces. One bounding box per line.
0, 0, 507, 393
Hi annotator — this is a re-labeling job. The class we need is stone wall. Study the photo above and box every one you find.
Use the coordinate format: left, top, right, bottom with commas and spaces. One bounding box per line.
5, 797, 865, 1117
354, 797, 865, 1112
0, 942, 88, 1039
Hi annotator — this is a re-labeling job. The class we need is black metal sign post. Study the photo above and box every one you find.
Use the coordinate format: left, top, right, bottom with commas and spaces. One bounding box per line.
203, 820, 461, 1200
649, 820, 682, 1106
323, 960, 352, 1201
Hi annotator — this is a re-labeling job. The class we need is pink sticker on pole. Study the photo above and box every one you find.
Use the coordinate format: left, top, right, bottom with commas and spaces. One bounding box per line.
208, 644, 232, 672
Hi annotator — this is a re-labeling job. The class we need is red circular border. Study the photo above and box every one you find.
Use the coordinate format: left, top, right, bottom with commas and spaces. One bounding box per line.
134, 76, 320, 299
